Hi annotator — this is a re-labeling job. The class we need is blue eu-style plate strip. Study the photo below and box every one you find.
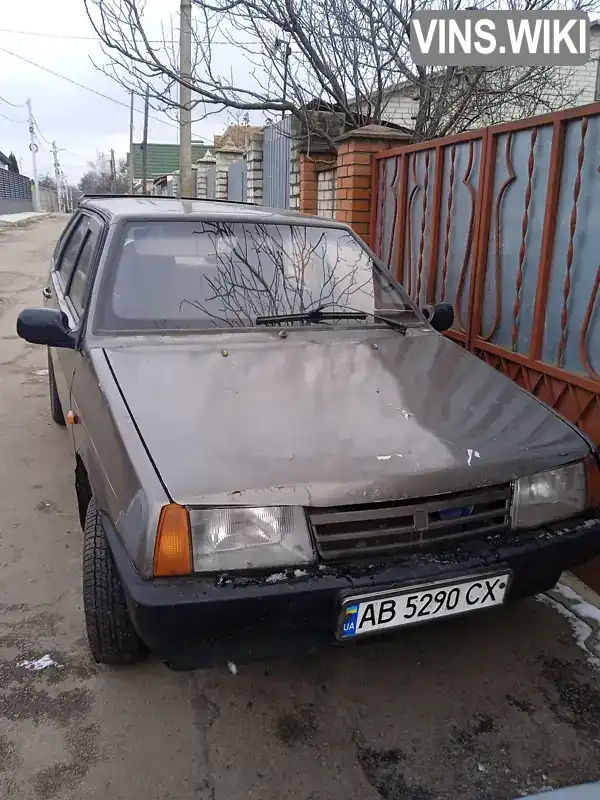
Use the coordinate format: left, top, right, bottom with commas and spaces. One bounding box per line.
342, 604, 359, 638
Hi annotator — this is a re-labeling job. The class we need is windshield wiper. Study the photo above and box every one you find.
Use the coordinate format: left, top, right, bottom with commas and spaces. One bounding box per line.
371, 312, 407, 334
255, 308, 367, 325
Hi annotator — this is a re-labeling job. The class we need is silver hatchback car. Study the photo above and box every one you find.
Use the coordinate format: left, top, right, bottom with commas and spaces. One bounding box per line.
16, 195, 600, 670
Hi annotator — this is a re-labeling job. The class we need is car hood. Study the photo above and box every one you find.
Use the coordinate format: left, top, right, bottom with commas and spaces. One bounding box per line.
104, 329, 589, 507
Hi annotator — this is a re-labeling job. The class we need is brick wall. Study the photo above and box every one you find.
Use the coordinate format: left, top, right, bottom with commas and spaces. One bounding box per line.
289, 138, 301, 211
380, 93, 418, 128
376, 30, 600, 130
196, 160, 215, 199
316, 168, 336, 219
215, 149, 243, 200
299, 154, 336, 216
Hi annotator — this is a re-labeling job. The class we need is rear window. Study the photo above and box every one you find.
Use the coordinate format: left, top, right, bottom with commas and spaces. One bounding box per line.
97, 221, 417, 332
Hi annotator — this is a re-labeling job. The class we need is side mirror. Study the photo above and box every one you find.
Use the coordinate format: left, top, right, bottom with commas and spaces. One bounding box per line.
422, 302, 454, 333
16, 308, 76, 349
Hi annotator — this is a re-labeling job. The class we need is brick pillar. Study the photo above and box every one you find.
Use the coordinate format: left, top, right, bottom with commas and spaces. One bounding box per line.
196, 155, 216, 199
334, 127, 411, 245
299, 153, 335, 216
215, 146, 244, 200
246, 131, 264, 205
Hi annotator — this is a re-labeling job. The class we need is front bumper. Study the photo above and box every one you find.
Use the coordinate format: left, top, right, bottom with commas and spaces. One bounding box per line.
103, 512, 600, 670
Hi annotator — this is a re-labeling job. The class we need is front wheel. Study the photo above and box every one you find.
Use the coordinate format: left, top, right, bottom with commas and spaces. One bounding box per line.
82, 499, 147, 665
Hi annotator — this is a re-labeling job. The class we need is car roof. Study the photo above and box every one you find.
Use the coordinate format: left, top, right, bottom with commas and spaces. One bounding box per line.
78, 195, 348, 229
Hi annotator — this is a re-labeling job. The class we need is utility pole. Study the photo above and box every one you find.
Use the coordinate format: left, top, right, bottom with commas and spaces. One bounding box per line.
129, 90, 135, 194
179, 0, 194, 197
26, 99, 40, 211
141, 85, 149, 194
60, 172, 72, 212
281, 43, 292, 120
109, 149, 116, 194
52, 141, 64, 213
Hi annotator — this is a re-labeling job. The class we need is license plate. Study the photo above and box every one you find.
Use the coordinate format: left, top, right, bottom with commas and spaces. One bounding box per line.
337, 571, 511, 640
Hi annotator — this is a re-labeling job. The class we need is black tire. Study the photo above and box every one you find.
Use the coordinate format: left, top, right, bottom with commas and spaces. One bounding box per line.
83, 499, 147, 665
48, 350, 66, 426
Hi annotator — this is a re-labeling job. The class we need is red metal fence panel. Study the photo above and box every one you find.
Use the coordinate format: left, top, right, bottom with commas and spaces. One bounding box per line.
373, 102, 600, 447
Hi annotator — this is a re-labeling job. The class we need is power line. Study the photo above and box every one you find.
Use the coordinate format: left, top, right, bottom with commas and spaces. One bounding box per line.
31, 114, 52, 146
0, 92, 27, 108
0, 45, 212, 140
59, 148, 89, 162
0, 26, 255, 45
0, 110, 25, 123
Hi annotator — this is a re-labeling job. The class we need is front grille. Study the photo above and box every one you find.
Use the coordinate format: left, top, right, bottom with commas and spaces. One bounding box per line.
307, 485, 512, 561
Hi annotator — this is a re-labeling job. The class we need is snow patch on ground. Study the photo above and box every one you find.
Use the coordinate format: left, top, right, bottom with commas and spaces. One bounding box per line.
265, 572, 287, 584
17, 654, 63, 671
537, 592, 600, 670
552, 583, 580, 602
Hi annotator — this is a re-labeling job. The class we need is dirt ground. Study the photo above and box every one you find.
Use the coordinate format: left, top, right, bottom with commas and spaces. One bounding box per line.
1, 216, 600, 800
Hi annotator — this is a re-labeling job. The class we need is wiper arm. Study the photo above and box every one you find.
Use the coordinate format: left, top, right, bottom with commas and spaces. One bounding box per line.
256, 304, 406, 334
255, 308, 367, 326
371, 312, 407, 334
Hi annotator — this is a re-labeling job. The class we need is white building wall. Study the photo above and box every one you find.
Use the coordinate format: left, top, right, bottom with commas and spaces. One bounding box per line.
317, 169, 336, 219
376, 28, 600, 132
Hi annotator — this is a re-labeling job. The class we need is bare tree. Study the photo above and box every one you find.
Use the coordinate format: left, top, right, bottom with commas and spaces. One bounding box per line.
83, 0, 599, 144
79, 152, 129, 194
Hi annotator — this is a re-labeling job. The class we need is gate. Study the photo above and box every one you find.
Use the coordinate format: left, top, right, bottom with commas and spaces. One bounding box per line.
263, 116, 292, 208
205, 163, 216, 200
227, 158, 247, 202
372, 102, 600, 447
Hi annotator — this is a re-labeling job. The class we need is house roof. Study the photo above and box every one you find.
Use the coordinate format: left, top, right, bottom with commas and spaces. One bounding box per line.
0, 150, 10, 168
214, 124, 262, 149
128, 142, 209, 179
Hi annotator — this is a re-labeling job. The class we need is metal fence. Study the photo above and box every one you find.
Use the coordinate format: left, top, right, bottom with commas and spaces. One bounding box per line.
0, 170, 33, 214
227, 158, 247, 202
263, 116, 292, 209
372, 102, 600, 446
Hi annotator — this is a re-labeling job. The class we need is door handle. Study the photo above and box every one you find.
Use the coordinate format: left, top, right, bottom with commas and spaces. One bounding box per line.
42, 287, 52, 300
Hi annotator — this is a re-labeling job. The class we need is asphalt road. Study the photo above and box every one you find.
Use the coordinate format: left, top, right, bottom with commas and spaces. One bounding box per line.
1, 216, 600, 800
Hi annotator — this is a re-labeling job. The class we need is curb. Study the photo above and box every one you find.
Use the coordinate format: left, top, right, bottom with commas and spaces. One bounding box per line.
542, 573, 600, 662
0, 212, 53, 230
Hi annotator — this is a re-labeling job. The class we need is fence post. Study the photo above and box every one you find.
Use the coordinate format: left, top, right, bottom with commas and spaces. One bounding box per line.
246, 131, 264, 205
465, 129, 495, 350
425, 145, 444, 303
334, 126, 411, 246
529, 119, 566, 361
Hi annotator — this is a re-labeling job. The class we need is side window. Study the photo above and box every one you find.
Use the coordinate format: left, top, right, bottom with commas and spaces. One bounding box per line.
67, 220, 101, 315
56, 216, 88, 284
52, 212, 78, 264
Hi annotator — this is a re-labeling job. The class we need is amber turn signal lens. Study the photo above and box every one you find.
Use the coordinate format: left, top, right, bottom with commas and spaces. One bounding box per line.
154, 504, 192, 576
587, 453, 600, 510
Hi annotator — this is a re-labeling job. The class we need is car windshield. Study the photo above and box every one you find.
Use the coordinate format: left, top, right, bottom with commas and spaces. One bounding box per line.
98, 220, 418, 332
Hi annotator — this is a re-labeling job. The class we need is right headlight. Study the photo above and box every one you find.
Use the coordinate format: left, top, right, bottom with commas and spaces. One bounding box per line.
511, 461, 587, 530
189, 506, 316, 572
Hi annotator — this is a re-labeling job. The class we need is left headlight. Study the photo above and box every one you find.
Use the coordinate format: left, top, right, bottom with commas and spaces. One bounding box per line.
189, 506, 316, 572
511, 461, 587, 530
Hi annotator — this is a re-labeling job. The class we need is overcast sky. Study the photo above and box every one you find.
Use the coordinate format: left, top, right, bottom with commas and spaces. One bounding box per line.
0, 0, 247, 184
